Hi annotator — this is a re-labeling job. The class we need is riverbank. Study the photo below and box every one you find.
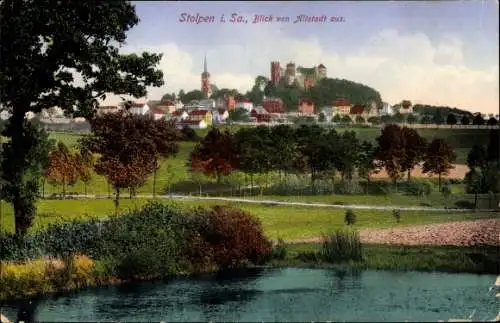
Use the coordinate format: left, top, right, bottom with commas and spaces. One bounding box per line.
2, 243, 498, 302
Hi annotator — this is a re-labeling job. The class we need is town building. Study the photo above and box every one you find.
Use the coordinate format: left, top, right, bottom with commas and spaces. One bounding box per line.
263, 97, 285, 114
235, 98, 254, 113
298, 98, 315, 115
251, 106, 271, 123
333, 99, 351, 115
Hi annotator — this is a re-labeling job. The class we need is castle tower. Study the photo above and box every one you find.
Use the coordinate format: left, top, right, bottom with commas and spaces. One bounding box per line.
285, 62, 296, 85
201, 54, 211, 99
271, 61, 281, 85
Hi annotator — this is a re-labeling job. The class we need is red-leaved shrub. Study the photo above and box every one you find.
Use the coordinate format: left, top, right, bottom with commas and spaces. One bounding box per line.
187, 205, 272, 268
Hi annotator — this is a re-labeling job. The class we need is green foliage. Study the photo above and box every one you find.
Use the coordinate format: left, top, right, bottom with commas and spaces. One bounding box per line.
401, 180, 433, 197
441, 185, 452, 199
321, 229, 363, 262
422, 138, 456, 189
271, 238, 288, 260
0, 0, 164, 235
446, 114, 458, 125
344, 209, 356, 225
228, 108, 250, 122
472, 114, 485, 125
392, 209, 401, 223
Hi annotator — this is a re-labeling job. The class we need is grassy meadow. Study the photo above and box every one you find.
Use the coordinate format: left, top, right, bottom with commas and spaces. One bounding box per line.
0, 198, 498, 240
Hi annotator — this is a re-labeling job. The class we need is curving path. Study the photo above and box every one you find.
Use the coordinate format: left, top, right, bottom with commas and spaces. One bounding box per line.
45, 193, 500, 213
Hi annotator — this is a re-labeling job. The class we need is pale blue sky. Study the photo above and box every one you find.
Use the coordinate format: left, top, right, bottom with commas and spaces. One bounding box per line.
106, 1, 499, 113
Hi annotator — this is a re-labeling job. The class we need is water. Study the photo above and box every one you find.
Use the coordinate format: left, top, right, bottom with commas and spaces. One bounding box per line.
2, 268, 498, 322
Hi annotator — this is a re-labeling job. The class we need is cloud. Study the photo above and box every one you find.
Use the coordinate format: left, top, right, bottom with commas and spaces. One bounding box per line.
100, 27, 498, 114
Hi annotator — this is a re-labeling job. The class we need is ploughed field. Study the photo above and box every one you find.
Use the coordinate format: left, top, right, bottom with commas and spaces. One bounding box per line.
293, 218, 500, 247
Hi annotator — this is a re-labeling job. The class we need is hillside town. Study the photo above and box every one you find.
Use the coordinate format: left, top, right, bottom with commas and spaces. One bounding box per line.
1, 57, 498, 130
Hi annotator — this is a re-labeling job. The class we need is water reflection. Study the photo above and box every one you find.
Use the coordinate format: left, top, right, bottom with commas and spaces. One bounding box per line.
3, 268, 497, 322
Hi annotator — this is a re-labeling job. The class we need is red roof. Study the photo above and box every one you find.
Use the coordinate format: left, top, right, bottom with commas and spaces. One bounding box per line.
318, 64, 326, 68
350, 105, 365, 115
189, 110, 209, 116
334, 99, 350, 107
160, 100, 175, 106
172, 110, 185, 116
299, 98, 314, 105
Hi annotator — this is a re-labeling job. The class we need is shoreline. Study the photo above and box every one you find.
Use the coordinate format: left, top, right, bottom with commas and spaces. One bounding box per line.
1, 243, 498, 303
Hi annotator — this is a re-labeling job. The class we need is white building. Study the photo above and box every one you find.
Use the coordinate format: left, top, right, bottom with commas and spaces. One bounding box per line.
127, 102, 150, 115
177, 119, 207, 129
381, 102, 393, 115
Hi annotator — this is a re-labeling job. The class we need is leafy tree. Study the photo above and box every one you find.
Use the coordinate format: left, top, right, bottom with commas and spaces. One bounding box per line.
391, 113, 405, 124
1, 121, 55, 235
467, 145, 488, 169
487, 117, 498, 126
190, 128, 238, 183
357, 141, 379, 191
422, 138, 456, 190
472, 114, 485, 125
367, 116, 381, 125
75, 150, 94, 196
81, 114, 163, 212
432, 110, 445, 125
318, 112, 326, 122
181, 90, 204, 103
228, 108, 250, 122
486, 129, 499, 166
294, 125, 331, 188
210, 88, 239, 100
400, 127, 427, 181
464, 168, 483, 208
335, 131, 361, 182
420, 115, 432, 124
460, 115, 471, 125
441, 185, 452, 201
0, 1, 163, 235
341, 115, 352, 124
355, 115, 365, 124
446, 114, 457, 125
269, 125, 299, 181
376, 124, 405, 183
45, 142, 80, 197
263, 81, 277, 97
406, 114, 418, 124
160, 93, 176, 102
392, 209, 401, 223
332, 114, 341, 123
146, 119, 180, 198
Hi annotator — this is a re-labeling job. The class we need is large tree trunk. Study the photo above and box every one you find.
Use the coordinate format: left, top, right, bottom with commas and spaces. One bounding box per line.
6, 112, 37, 236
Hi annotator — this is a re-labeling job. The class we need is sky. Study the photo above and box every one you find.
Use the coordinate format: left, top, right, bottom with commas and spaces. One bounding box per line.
100, 1, 499, 114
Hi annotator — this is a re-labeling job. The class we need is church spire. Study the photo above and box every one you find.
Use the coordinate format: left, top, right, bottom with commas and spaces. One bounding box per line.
203, 53, 207, 74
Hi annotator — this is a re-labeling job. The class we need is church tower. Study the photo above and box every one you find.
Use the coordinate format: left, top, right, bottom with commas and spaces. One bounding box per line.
201, 54, 212, 99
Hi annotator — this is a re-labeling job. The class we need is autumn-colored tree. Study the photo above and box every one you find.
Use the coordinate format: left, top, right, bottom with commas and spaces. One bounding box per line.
422, 138, 456, 190
75, 150, 94, 196
80, 113, 173, 212
190, 128, 238, 183
45, 142, 80, 197
400, 127, 427, 181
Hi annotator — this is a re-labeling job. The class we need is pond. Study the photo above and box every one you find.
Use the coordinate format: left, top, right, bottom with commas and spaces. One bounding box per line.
2, 268, 498, 322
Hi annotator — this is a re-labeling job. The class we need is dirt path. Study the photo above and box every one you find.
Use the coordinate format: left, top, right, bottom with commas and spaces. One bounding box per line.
290, 219, 500, 247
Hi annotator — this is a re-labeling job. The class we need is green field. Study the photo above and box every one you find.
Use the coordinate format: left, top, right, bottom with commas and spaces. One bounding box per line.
0, 199, 497, 240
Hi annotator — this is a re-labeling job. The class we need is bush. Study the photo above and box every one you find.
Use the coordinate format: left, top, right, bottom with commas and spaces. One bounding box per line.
441, 185, 452, 199
180, 126, 199, 141
344, 209, 356, 225
402, 180, 433, 197
392, 209, 401, 223
454, 200, 476, 209
187, 205, 272, 268
271, 238, 288, 260
321, 229, 363, 262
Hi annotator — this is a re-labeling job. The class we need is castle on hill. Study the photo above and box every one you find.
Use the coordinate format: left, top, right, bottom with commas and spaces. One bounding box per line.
270, 61, 327, 89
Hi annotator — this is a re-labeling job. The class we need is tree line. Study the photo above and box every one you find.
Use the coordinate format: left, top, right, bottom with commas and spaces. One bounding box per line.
189, 124, 457, 191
